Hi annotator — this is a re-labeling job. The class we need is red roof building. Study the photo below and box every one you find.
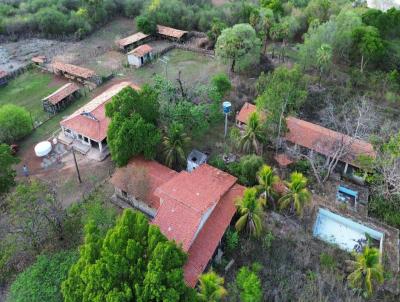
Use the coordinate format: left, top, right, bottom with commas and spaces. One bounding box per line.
157, 25, 188, 40
115, 32, 150, 51
111, 160, 244, 287
285, 116, 376, 168
59, 82, 139, 157
236, 102, 266, 128
42, 82, 80, 114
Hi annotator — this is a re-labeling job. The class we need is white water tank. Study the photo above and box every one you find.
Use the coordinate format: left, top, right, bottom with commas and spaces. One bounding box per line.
34, 141, 52, 157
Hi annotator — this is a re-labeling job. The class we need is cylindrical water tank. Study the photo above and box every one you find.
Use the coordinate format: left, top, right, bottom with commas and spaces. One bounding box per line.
223, 101, 232, 114
34, 141, 52, 157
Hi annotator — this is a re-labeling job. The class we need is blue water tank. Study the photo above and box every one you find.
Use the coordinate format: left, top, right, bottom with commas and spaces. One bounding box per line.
223, 101, 232, 114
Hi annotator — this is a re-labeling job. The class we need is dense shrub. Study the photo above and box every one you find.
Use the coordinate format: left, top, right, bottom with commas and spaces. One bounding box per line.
0, 104, 32, 144
368, 194, 400, 229
7, 251, 78, 302
236, 266, 263, 302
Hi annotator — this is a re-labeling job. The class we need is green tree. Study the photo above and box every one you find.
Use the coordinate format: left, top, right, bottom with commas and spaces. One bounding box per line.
197, 271, 227, 302
238, 155, 264, 186
316, 43, 333, 86
0, 144, 19, 194
215, 23, 261, 72
279, 172, 311, 216
0, 104, 32, 144
163, 122, 190, 170
235, 266, 262, 302
260, 0, 283, 15
256, 66, 307, 144
136, 14, 157, 35
257, 164, 280, 210
235, 188, 264, 237
348, 247, 384, 298
211, 73, 232, 99
207, 18, 227, 45
240, 112, 265, 155
35, 7, 68, 35
8, 251, 78, 302
106, 86, 161, 167
62, 209, 195, 301
352, 25, 385, 73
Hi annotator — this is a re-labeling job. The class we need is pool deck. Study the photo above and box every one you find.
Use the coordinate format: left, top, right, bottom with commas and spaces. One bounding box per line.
309, 193, 400, 294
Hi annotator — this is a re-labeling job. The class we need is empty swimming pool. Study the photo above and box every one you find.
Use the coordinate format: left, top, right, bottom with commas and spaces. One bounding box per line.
313, 208, 384, 253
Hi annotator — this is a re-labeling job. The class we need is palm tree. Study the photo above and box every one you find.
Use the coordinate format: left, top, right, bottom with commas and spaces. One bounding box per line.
316, 43, 332, 86
197, 271, 227, 302
240, 112, 264, 155
278, 172, 311, 216
163, 122, 190, 169
235, 187, 264, 237
257, 165, 280, 210
348, 247, 384, 298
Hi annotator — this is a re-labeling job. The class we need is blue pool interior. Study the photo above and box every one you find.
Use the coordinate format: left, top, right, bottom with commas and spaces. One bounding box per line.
313, 208, 384, 252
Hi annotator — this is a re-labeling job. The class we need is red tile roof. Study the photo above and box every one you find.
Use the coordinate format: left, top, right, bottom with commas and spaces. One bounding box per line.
128, 44, 153, 57
184, 184, 245, 287
157, 25, 188, 39
0, 70, 8, 79
52, 62, 96, 79
116, 32, 150, 49
110, 157, 177, 209
285, 116, 376, 167
153, 164, 237, 251
60, 82, 139, 141
32, 55, 46, 64
236, 102, 266, 125
43, 83, 80, 105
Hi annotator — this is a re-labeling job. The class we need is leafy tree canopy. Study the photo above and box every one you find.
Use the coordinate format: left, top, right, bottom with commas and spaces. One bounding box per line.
0, 104, 32, 144
215, 23, 261, 72
0, 144, 19, 194
62, 209, 196, 302
236, 266, 263, 302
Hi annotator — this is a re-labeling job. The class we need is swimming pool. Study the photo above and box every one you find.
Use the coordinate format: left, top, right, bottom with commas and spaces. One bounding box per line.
313, 208, 384, 253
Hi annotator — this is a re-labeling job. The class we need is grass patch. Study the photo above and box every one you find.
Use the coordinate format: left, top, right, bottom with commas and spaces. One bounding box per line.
128, 49, 226, 85
0, 69, 63, 123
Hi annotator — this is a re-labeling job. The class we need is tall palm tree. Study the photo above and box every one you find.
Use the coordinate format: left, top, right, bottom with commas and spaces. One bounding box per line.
163, 122, 190, 169
197, 271, 227, 302
240, 112, 264, 155
278, 172, 311, 216
348, 247, 384, 298
235, 187, 264, 237
257, 164, 280, 210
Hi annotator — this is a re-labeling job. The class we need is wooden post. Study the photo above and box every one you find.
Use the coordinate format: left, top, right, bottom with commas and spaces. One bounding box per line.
72, 147, 82, 184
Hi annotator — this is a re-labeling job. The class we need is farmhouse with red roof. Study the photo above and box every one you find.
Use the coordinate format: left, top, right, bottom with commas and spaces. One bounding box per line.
111, 158, 245, 287
59, 81, 140, 160
236, 103, 376, 173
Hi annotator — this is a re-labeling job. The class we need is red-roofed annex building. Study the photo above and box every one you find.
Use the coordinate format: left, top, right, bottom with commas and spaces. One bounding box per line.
237, 102, 376, 174
111, 158, 245, 287
42, 82, 80, 114
58, 81, 139, 160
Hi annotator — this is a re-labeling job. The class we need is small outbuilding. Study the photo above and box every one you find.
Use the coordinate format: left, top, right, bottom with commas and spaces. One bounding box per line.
42, 82, 80, 114
187, 149, 208, 172
0, 70, 8, 86
115, 32, 150, 52
32, 55, 47, 66
127, 44, 153, 68
52, 62, 100, 87
157, 25, 188, 42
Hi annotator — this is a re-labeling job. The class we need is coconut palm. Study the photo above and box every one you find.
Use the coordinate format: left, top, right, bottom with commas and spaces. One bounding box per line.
278, 172, 311, 216
257, 164, 280, 210
240, 112, 264, 155
235, 187, 265, 237
316, 43, 332, 86
163, 122, 190, 169
197, 271, 227, 302
348, 247, 384, 298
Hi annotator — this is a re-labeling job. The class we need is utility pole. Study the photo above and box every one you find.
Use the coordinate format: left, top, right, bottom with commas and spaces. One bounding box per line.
71, 147, 82, 184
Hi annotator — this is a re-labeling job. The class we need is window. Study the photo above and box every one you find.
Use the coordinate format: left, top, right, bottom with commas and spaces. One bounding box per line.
122, 190, 128, 198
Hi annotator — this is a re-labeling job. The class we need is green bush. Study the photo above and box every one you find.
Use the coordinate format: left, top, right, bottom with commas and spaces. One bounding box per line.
237, 155, 264, 186
0, 104, 32, 144
225, 229, 239, 253
290, 159, 311, 174
261, 231, 275, 250
7, 251, 78, 302
236, 266, 263, 302
369, 194, 400, 229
